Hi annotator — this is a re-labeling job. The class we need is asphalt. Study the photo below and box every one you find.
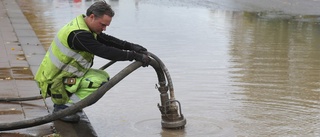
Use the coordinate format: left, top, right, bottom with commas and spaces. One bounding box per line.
0, 0, 97, 136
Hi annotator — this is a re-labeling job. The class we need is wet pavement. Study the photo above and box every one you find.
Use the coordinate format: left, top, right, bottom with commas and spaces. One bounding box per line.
2, 0, 320, 137
0, 0, 52, 136
0, 0, 96, 136
0, 1, 52, 137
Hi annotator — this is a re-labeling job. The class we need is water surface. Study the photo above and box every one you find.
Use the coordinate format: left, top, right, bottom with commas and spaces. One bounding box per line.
17, 0, 320, 136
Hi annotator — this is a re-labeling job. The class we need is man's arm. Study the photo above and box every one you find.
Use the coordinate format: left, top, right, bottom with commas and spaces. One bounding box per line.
97, 33, 131, 50
97, 33, 147, 53
68, 30, 134, 61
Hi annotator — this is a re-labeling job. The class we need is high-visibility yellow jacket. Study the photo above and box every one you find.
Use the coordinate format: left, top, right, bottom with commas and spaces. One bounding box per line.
35, 15, 95, 104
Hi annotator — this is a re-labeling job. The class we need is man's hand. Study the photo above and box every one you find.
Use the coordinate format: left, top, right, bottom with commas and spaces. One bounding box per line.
133, 52, 150, 67
131, 43, 147, 53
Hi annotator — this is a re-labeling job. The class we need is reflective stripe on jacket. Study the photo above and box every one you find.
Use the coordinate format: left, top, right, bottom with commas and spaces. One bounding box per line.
35, 14, 96, 104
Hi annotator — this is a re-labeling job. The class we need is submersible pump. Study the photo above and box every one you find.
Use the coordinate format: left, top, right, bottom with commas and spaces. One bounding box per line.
147, 52, 187, 129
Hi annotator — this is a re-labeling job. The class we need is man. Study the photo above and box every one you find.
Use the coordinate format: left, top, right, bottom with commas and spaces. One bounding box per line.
35, 0, 150, 122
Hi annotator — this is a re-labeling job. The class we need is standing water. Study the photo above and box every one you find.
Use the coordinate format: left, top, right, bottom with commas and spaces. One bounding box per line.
17, 0, 320, 136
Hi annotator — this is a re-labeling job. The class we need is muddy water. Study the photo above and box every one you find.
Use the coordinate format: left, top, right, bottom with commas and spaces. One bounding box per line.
17, 0, 320, 136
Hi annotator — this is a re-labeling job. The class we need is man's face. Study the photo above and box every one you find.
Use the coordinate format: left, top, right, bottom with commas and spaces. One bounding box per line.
88, 14, 112, 34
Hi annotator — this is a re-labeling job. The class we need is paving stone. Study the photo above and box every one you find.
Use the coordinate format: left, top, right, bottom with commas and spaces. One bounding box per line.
5, 43, 23, 55
0, 62, 10, 68
9, 59, 29, 68
25, 54, 45, 66
1, 32, 18, 43
15, 29, 37, 37
21, 44, 46, 55
11, 23, 33, 30
29, 65, 40, 76
17, 36, 41, 45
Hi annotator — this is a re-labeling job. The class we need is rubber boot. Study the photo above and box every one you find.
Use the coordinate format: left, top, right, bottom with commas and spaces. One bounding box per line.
53, 104, 80, 123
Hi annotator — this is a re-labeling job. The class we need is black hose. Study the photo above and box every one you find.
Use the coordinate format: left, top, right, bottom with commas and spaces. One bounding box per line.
146, 52, 175, 99
0, 61, 117, 103
0, 52, 173, 131
0, 95, 43, 102
99, 60, 116, 70
0, 61, 142, 131
0, 52, 172, 102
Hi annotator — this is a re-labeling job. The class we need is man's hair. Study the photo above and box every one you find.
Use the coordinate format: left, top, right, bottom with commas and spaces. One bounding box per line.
86, 0, 115, 18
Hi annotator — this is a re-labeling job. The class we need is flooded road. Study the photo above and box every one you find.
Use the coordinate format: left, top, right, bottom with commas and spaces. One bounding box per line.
17, 0, 320, 136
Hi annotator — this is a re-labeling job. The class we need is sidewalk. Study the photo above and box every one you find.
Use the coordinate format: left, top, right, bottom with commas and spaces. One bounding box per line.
0, 0, 96, 136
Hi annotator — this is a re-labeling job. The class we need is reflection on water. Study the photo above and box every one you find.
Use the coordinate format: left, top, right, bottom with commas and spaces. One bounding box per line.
0, 108, 23, 115
0, 67, 33, 80
17, 0, 95, 50
0, 45, 34, 80
17, 0, 320, 136
0, 68, 11, 80
228, 11, 320, 136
